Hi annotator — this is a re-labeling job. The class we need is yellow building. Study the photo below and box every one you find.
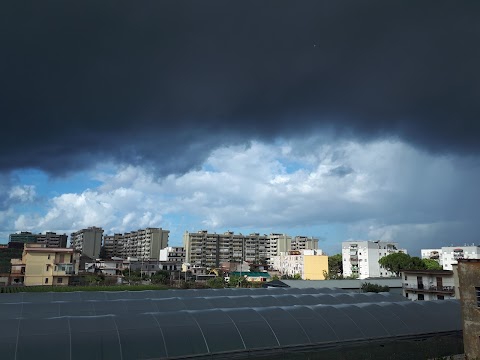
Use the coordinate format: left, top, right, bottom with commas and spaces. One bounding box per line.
10, 244, 80, 286
272, 250, 329, 280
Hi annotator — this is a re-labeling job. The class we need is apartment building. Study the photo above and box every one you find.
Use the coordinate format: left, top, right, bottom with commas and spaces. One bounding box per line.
159, 247, 185, 263
10, 243, 80, 286
271, 249, 328, 280
184, 231, 314, 268
9, 231, 67, 248
266, 233, 292, 264
123, 228, 169, 260
8, 231, 38, 244
70, 226, 104, 259
36, 232, 67, 248
342, 240, 407, 279
103, 233, 124, 259
420, 248, 443, 267
291, 236, 319, 251
402, 269, 455, 301
420, 245, 480, 270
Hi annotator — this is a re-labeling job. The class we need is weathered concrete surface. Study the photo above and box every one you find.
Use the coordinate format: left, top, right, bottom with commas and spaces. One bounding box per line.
458, 259, 480, 360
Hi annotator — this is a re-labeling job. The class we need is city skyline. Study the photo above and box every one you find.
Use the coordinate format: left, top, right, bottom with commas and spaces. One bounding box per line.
1, 2, 480, 257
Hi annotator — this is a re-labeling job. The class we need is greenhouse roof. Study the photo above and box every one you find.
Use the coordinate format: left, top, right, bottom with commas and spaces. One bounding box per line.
0, 288, 461, 360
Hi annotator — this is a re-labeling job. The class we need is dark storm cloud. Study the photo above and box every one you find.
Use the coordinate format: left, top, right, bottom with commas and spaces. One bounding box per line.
1, 1, 480, 175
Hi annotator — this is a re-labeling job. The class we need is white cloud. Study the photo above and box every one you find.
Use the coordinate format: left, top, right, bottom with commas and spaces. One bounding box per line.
6, 138, 480, 253
8, 185, 36, 202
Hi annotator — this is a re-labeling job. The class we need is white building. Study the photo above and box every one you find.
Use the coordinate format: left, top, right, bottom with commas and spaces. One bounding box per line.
85, 257, 126, 276
420, 245, 480, 270
401, 269, 456, 301
159, 246, 185, 263
342, 240, 407, 279
271, 249, 328, 280
420, 249, 442, 267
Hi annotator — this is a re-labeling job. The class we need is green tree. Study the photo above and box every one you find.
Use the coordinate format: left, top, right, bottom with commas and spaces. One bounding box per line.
378, 253, 433, 276
422, 258, 442, 270
361, 282, 390, 293
327, 254, 343, 279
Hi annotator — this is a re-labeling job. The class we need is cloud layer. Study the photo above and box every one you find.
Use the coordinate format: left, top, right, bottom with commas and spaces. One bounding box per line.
4, 139, 479, 254
1, 1, 480, 175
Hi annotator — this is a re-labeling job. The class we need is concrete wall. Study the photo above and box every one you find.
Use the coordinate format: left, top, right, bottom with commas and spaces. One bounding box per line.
457, 259, 480, 359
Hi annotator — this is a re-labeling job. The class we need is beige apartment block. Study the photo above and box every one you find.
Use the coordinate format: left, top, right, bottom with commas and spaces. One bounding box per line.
123, 228, 169, 260
103, 233, 124, 259
70, 226, 104, 259
10, 244, 80, 286
184, 230, 319, 268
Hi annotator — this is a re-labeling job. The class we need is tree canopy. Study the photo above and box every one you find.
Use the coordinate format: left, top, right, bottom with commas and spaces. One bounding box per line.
378, 253, 442, 276
327, 254, 343, 279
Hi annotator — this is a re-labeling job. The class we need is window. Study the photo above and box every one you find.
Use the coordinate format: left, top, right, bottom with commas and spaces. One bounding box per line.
405, 275, 407, 280
45, 278, 49, 284
57, 278, 63, 284
405, 293, 408, 298
437, 295, 444, 300
476, 287, 480, 307
47, 255, 50, 260
418, 294, 424, 301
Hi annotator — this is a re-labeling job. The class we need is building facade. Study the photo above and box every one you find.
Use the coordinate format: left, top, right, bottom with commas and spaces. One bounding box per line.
103, 233, 124, 259
456, 259, 480, 359
342, 240, 407, 279
420, 245, 480, 270
184, 230, 318, 268
70, 226, 104, 259
159, 246, 185, 263
401, 269, 455, 301
36, 232, 67, 248
9, 231, 67, 248
123, 228, 169, 260
271, 249, 328, 280
10, 244, 80, 286
8, 231, 38, 244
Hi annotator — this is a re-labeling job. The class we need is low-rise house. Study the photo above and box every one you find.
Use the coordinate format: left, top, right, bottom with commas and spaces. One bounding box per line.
228, 271, 271, 283
271, 249, 328, 280
401, 269, 456, 301
10, 243, 80, 286
85, 257, 126, 276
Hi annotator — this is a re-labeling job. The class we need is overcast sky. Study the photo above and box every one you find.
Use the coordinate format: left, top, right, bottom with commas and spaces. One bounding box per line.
1, 1, 480, 255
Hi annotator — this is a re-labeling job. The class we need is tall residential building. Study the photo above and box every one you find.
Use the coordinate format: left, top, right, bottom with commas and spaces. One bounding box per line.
8, 231, 38, 244
420, 245, 480, 270
342, 240, 407, 279
123, 228, 169, 260
70, 226, 104, 259
184, 230, 317, 268
291, 236, 319, 251
271, 249, 328, 280
36, 232, 67, 248
103, 233, 124, 259
266, 233, 292, 265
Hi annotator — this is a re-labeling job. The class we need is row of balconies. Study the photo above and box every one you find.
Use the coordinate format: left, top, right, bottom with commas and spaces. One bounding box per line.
403, 284, 455, 293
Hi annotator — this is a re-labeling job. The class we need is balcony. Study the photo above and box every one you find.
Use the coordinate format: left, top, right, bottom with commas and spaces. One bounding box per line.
403, 284, 455, 294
